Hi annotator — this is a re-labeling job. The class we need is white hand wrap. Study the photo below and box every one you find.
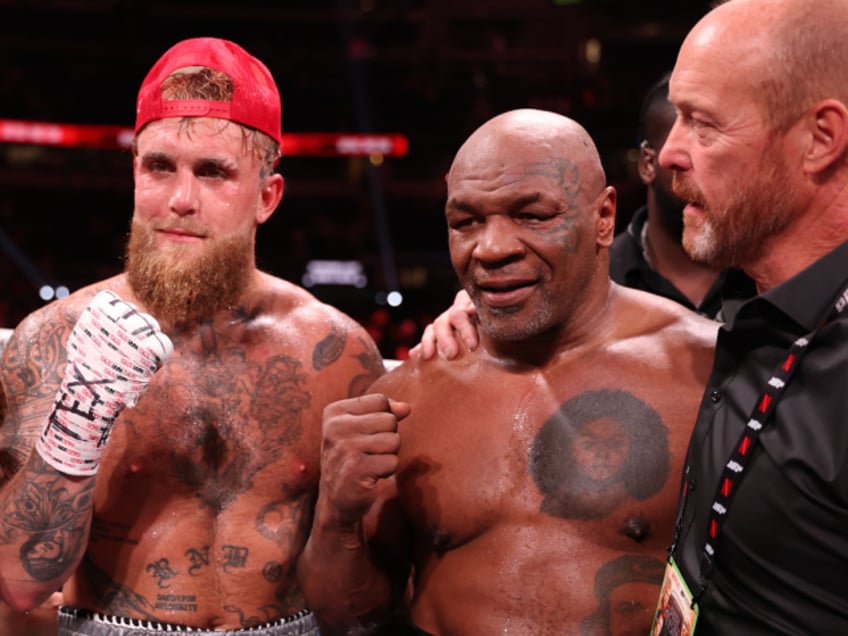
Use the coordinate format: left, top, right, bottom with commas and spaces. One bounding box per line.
36, 290, 173, 476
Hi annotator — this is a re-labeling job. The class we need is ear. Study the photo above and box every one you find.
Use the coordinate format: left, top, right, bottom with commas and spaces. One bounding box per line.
595, 186, 617, 248
256, 173, 284, 224
802, 99, 848, 175
637, 143, 656, 185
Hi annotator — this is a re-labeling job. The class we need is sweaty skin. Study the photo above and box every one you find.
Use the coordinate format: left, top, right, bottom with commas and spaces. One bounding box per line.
370, 295, 714, 635
0, 272, 383, 629
0, 118, 385, 630
299, 110, 718, 635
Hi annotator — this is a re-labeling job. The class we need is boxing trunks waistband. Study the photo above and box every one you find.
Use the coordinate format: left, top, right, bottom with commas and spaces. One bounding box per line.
58, 606, 319, 636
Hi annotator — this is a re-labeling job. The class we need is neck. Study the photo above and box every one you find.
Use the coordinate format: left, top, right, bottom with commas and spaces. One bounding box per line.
743, 182, 848, 292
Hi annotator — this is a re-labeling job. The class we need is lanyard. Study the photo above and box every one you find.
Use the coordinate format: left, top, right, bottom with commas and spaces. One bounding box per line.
674, 283, 848, 602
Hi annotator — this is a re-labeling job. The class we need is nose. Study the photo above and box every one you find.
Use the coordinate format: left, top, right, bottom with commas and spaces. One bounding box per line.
658, 118, 690, 172
169, 169, 199, 216
471, 216, 524, 265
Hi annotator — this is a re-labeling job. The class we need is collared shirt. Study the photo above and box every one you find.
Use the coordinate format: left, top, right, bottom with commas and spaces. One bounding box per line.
671, 239, 848, 634
609, 206, 754, 319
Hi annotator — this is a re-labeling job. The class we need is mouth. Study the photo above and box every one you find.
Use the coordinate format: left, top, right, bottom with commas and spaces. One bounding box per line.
156, 227, 206, 242
682, 200, 708, 223
474, 277, 537, 308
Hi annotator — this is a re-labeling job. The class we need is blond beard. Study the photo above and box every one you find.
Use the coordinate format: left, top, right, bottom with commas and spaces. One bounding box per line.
125, 220, 252, 326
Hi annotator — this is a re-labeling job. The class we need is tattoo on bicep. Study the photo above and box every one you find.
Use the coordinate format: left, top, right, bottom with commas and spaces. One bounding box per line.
312, 323, 347, 371
580, 554, 665, 635
0, 459, 95, 581
146, 557, 179, 589
529, 389, 670, 520
6, 312, 71, 401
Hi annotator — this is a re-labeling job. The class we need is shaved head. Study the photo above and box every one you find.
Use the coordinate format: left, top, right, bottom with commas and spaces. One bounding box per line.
681, 0, 848, 129
448, 109, 607, 206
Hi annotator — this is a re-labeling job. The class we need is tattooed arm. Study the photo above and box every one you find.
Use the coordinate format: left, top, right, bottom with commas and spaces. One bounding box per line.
0, 307, 95, 611
0, 293, 170, 611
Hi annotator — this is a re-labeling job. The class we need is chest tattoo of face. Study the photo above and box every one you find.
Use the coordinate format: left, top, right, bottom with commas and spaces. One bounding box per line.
529, 389, 669, 520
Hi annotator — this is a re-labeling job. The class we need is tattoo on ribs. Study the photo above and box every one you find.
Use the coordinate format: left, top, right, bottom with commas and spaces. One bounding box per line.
530, 389, 669, 520
82, 553, 159, 620
580, 554, 665, 635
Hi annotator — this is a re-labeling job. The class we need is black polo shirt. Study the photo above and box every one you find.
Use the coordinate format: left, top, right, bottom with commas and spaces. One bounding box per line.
671, 239, 848, 634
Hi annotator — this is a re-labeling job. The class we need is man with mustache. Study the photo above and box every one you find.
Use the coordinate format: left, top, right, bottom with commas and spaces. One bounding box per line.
653, 0, 848, 632
0, 37, 384, 635
297, 109, 718, 635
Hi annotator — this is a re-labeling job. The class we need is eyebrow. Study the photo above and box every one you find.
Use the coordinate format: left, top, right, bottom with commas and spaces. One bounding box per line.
447, 192, 543, 213
140, 152, 238, 172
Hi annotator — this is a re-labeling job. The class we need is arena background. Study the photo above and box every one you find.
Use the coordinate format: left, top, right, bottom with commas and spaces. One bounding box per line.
0, 0, 711, 358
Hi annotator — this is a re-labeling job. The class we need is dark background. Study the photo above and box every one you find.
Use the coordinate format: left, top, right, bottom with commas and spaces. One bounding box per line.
0, 0, 711, 357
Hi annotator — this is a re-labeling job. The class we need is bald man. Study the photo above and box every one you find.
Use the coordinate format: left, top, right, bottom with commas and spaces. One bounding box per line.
656, 0, 848, 633
297, 109, 718, 635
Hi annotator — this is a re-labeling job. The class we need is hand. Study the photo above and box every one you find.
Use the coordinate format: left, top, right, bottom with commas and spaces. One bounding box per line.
408, 289, 479, 360
36, 290, 173, 476
318, 394, 410, 527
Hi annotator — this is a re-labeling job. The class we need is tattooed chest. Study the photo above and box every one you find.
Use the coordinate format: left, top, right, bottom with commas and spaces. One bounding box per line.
113, 352, 317, 512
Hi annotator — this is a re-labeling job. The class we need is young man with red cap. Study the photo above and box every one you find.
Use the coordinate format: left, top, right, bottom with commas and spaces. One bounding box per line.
0, 37, 384, 635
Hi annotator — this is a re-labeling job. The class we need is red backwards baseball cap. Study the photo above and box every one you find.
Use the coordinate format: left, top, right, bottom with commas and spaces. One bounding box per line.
135, 37, 282, 145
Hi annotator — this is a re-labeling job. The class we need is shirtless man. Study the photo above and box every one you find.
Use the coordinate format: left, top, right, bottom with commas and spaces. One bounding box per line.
0, 37, 383, 635
297, 109, 718, 635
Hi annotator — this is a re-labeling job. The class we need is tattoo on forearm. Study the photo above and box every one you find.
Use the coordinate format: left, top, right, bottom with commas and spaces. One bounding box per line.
0, 458, 94, 581
530, 389, 669, 520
